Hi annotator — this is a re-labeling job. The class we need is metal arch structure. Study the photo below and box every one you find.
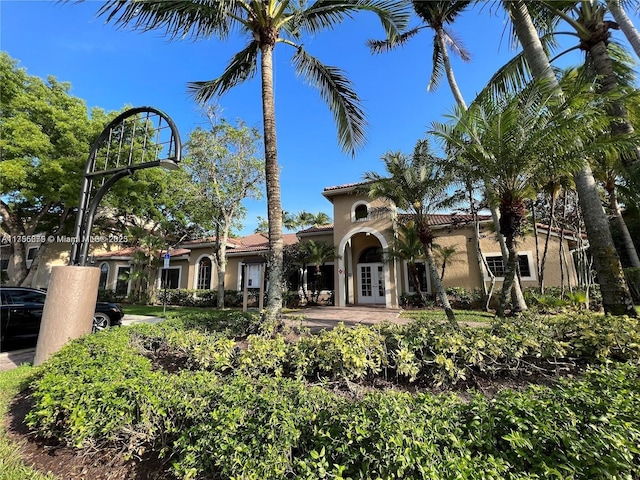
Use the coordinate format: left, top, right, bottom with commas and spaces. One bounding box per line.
69, 106, 181, 266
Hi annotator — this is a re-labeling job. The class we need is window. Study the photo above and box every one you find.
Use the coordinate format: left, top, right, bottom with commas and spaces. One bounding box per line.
160, 268, 180, 289
99, 263, 109, 290
2, 288, 46, 305
407, 262, 428, 293
197, 257, 212, 290
351, 201, 370, 222
358, 247, 383, 263
115, 266, 130, 296
485, 254, 533, 279
307, 264, 335, 291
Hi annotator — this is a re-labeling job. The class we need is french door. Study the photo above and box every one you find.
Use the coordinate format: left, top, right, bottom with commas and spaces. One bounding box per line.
357, 263, 385, 304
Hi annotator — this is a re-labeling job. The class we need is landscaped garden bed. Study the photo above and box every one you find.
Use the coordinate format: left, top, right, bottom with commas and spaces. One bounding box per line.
3, 309, 640, 479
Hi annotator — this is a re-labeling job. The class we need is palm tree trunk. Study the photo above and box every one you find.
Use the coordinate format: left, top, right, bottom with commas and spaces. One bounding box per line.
496, 233, 520, 317
260, 43, 284, 322
539, 193, 557, 294
508, 0, 636, 317
607, 184, 640, 268
489, 202, 527, 311
408, 263, 428, 306
589, 40, 640, 171
423, 242, 458, 328
436, 27, 467, 109
606, 0, 640, 58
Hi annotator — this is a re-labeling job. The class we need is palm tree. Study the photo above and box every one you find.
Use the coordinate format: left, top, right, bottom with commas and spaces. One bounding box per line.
433, 80, 615, 317
370, 0, 528, 310
433, 244, 460, 281
538, 0, 640, 173
368, 1, 471, 108
90, 0, 409, 322
386, 221, 428, 305
298, 239, 340, 304
503, 0, 636, 316
364, 139, 458, 327
606, 0, 640, 58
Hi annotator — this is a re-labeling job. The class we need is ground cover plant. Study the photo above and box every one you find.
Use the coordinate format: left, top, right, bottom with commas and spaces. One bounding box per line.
4, 309, 640, 479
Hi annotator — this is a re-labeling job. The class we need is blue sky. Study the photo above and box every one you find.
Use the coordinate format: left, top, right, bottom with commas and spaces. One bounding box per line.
2, 1, 639, 235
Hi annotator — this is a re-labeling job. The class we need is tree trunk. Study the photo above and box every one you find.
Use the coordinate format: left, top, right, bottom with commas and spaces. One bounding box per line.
508, 0, 636, 317
260, 43, 284, 322
423, 242, 458, 328
589, 40, 640, 172
539, 193, 557, 294
606, 0, 640, 59
489, 202, 527, 311
436, 26, 467, 109
408, 263, 428, 306
607, 184, 640, 268
496, 232, 520, 318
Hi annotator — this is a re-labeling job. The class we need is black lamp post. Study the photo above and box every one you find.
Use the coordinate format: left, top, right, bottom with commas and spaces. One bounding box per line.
35, 107, 181, 366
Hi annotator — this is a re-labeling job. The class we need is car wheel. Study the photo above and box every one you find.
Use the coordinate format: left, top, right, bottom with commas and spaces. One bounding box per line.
92, 313, 111, 333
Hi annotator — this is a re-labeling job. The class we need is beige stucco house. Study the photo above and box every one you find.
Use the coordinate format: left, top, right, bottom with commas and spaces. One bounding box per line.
8, 182, 582, 308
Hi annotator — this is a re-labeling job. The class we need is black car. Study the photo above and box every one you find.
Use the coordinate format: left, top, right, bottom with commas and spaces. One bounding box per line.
0, 286, 124, 351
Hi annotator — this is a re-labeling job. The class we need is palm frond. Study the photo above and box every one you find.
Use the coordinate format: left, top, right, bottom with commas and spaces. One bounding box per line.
291, 46, 366, 156
367, 26, 423, 54
92, 0, 243, 40
187, 40, 259, 103
442, 27, 471, 62
428, 41, 445, 92
297, 0, 410, 38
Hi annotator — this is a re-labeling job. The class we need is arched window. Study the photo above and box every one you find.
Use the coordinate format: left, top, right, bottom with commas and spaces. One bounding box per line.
197, 257, 212, 290
358, 247, 383, 263
354, 204, 368, 221
99, 263, 109, 290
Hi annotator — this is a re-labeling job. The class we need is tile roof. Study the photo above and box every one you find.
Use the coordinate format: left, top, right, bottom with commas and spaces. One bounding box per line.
398, 213, 492, 226
297, 225, 334, 234
323, 181, 370, 192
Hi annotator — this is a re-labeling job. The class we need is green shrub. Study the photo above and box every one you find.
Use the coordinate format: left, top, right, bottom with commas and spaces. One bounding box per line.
291, 324, 388, 380
22, 316, 640, 480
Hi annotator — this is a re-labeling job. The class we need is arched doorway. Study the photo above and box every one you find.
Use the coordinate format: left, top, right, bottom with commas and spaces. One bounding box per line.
336, 226, 396, 308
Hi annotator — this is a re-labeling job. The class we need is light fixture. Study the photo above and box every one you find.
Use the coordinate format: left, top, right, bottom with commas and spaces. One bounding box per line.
159, 158, 180, 171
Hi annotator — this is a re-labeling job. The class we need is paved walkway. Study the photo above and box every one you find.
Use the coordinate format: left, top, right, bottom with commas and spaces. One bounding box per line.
283, 305, 408, 330
1, 307, 407, 371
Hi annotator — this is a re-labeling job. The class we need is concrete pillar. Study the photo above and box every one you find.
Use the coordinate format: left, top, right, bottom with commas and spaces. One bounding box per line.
34, 265, 100, 366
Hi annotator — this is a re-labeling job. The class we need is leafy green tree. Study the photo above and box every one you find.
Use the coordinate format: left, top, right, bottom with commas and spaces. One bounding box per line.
90, 0, 409, 322
364, 139, 458, 327
0, 52, 108, 285
501, 0, 636, 316
182, 107, 265, 308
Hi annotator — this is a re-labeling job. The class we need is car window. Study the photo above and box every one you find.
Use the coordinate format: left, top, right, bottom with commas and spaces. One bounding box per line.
3, 290, 46, 305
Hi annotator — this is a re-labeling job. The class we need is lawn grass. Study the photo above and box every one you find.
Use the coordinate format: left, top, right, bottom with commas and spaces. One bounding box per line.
121, 304, 218, 317
0, 366, 56, 480
401, 308, 494, 324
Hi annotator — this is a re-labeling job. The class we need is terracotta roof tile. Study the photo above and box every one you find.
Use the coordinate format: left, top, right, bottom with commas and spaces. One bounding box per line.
298, 225, 334, 234
398, 213, 491, 225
